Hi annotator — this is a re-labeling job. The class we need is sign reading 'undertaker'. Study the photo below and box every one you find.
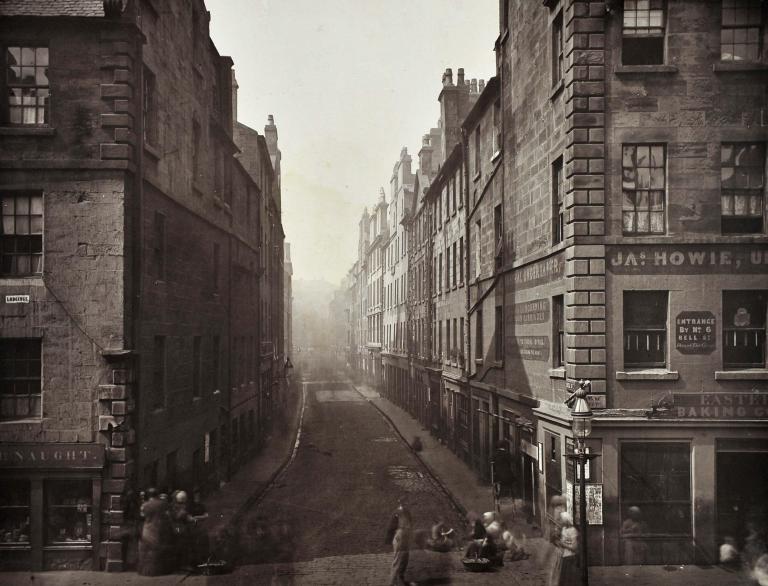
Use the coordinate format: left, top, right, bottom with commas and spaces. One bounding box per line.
608, 245, 768, 274
512, 253, 564, 290
0, 443, 105, 469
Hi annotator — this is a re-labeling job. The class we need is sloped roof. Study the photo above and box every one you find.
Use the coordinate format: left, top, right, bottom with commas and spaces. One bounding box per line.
0, 0, 106, 17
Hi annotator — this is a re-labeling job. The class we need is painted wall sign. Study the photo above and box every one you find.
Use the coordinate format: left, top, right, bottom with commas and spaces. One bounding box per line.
607, 245, 768, 274
665, 392, 768, 419
511, 253, 564, 290
5, 295, 30, 304
513, 298, 550, 325
510, 336, 550, 361
0, 443, 105, 469
676, 311, 716, 354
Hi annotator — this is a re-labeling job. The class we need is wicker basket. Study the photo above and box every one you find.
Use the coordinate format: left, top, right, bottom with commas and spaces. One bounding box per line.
462, 557, 492, 572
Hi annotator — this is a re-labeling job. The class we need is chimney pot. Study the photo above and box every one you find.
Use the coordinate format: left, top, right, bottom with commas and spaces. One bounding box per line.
457, 68, 465, 86
479, 79, 485, 92
443, 68, 454, 86
267, 114, 275, 125
470, 79, 478, 93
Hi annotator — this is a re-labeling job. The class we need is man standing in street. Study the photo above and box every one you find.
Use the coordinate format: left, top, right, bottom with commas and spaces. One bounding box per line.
385, 499, 413, 586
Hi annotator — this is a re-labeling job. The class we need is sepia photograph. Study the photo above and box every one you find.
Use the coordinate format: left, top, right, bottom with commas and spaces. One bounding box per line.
0, 0, 767, 584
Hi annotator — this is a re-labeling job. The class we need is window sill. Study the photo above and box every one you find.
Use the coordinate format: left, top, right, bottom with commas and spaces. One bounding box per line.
0, 126, 55, 136
715, 369, 768, 381
614, 64, 678, 75
143, 142, 161, 161
713, 61, 768, 73
0, 276, 44, 285
0, 418, 44, 425
549, 80, 564, 101
473, 171, 481, 183
491, 150, 502, 163
616, 369, 679, 381
549, 367, 566, 379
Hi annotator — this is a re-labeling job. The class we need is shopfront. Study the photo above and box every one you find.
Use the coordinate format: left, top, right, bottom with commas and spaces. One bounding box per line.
0, 443, 104, 571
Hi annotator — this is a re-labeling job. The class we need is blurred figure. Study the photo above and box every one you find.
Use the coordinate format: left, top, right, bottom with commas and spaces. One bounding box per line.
385, 500, 413, 586
170, 490, 194, 571
138, 488, 172, 576
719, 535, 740, 570
620, 505, 648, 565
753, 553, 768, 586
427, 516, 454, 552
549, 511, 579, 586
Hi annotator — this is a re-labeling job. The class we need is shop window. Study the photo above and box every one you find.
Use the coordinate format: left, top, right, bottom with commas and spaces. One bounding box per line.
622, 144, 666, 235
5, 46, 50, 125
620, 442, 691, 535
552, 157, 564, 244
1, 191, 43, 276
721, 143, 765, 234
46, 479, 92, 544
622, 0, 665, 65
721, 0, 763, 62
723, 290, 767, 369
0, 338, 42, 420
0, 480, 30, 545
623, 291, 667, 368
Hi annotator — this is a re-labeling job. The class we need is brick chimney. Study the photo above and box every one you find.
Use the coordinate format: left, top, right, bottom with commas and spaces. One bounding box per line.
438, 67, 472, 158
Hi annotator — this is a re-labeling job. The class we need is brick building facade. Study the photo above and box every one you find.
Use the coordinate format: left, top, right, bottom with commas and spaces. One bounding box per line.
0, 0, 286, 571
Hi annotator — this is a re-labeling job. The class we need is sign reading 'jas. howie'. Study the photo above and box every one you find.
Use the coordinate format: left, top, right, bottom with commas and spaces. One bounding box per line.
676, 311, 716, 354
607, 245, 768, 274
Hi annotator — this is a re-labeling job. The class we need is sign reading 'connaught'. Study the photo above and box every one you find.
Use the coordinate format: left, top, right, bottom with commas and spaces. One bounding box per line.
607, 245, 768, 274
0, 444, 105, 468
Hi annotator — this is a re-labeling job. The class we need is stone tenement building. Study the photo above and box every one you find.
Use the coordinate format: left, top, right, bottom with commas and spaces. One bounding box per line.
341, 0, 768, 569
0, 0, 286, 572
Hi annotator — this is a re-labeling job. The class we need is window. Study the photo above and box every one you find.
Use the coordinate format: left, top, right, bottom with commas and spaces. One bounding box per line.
553, 157, 564, 244
723, 290, 766, 369
5, 46, 49, 125
721, 0, 763, 62
192, 119, 202, 184
495, 306, 504, 361
474, 128, 481, 176
452, 175, 457, 213
153, 211, 165, 280
142, 66, 157, 145
452, 242, 457, 287
0, 338, 41, 420
459, 237, 464, 283
475, 219, 482, 279
192, 336, 201, 397
446, 320, 451, 362
494, 204, 503, 269
622, 0, 665, 65
493, 99, 502, 155
553, 295, 565, 367
552, 10, 564, 85
46, 479, 93, 544
0, 480, 30, 544
621, 442, 691, 536
438, 320, 442, 358
623, 291, 667, 368
460, 317, 465, 364
622, 144, 666, 235
476, 309, 484, 360
438, 253, 442, 293
1, 191, 43, 276
152, 336, 166, 409
453, 318, 458, 360
721, 143, 765, 234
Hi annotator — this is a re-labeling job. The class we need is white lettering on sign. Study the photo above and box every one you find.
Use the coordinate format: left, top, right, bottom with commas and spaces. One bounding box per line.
5, 295, 30, 304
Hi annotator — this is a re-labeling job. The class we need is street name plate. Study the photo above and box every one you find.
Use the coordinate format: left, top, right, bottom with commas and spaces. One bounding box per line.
5, 295, 30, 304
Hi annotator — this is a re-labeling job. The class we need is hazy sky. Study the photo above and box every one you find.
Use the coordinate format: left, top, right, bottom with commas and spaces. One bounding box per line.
206, 0, 497, 285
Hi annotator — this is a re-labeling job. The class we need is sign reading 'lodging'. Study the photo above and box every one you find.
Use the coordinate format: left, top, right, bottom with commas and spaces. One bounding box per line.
0, 444, 105, 469
5, 295, 30, 304
676, 311, 716, 354
607, 245, 768, 274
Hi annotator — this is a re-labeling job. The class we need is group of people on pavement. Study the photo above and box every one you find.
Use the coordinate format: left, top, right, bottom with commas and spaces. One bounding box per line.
134, 487, 209, 576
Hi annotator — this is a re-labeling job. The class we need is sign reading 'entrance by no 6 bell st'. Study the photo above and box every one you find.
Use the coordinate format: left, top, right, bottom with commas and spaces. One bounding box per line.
676, 311, 716, 354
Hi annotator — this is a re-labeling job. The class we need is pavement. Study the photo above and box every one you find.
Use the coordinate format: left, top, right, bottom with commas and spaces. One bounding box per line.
0, 376, 757, 585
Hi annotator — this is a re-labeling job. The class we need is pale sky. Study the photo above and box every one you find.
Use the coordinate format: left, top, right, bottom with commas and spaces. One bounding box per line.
206, 0, 498, 285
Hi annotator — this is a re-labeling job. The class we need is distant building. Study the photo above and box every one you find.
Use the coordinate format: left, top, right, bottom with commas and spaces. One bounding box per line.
0, 0, 285, 571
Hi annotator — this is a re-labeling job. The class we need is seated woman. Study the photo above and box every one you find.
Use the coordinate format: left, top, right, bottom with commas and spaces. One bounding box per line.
427, 517, 454, 552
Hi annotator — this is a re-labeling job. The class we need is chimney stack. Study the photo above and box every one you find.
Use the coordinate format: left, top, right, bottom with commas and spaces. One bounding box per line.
457, 68, 465, 86
442, 68, 454, 86
479, 79, 486, 93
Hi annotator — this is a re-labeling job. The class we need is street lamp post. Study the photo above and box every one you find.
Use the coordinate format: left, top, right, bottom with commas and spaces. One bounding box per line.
565, 379, 593, 586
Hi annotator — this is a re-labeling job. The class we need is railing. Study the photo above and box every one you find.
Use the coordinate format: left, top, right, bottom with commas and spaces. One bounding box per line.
723, 327, 765, 368
624, 328, 666, 368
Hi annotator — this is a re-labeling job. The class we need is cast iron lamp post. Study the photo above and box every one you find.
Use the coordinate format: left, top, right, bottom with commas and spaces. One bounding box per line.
565, 379, 593, 586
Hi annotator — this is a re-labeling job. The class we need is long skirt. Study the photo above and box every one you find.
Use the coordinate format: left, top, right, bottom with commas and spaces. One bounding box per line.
390, 549, 410, 586
138, 539, 170, 576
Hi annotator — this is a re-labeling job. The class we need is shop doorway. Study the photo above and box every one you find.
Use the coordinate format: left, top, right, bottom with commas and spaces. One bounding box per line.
717, 450, 768, 550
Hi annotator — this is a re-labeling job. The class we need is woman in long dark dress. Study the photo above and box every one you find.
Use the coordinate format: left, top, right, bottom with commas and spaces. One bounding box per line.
138, 488, 172, 576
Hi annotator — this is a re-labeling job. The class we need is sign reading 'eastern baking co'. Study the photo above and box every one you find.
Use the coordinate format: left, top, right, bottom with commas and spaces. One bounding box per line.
607, 244, 768, 274
668, 393, 768, 419
676, 311, 716, 354
0, 443, 105, 468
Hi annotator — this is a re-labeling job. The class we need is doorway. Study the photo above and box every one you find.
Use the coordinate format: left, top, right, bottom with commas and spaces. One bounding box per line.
717, 450, 768, 549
